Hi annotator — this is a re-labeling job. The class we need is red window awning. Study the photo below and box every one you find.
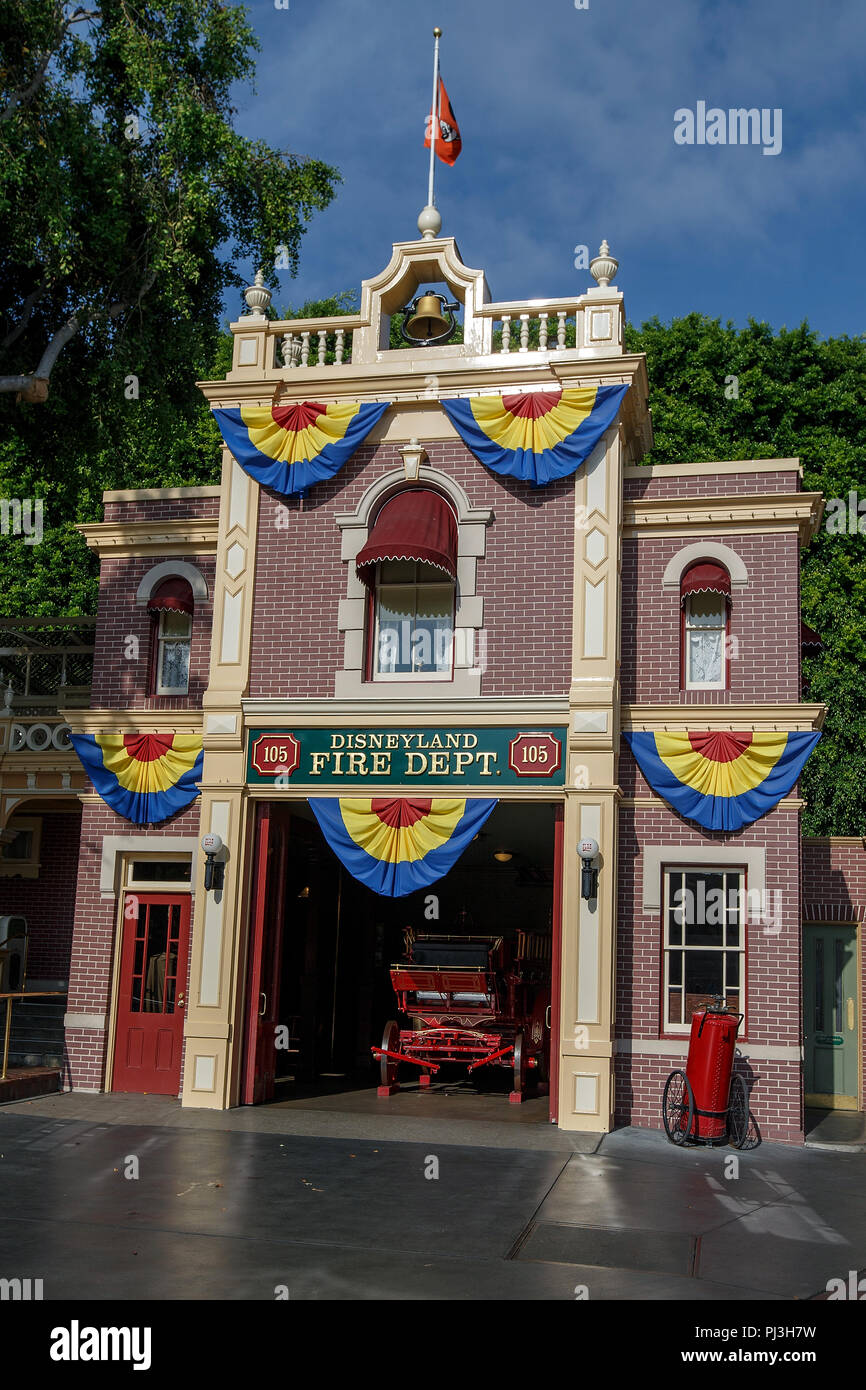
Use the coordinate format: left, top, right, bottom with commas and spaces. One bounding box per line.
356, 489, 458, 581
147, 577, 194, 614
801, 621, 823, 650
681, 562, 731, 604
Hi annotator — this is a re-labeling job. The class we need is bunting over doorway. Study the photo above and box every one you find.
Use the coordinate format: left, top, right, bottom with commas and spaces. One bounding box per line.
308, 796, 497, 896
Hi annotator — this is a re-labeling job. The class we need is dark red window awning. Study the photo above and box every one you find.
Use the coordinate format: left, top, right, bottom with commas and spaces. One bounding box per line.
147, 577, 194, 614
801, 621, 823, 650
681, 562, 731, 604
356, 489, 458, 581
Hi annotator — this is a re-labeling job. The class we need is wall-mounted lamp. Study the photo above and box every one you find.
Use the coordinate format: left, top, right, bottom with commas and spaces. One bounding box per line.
578, 837, 599, 901
399, 438, 427, 482
493, 849, 514, 863
201, 832, 225, 892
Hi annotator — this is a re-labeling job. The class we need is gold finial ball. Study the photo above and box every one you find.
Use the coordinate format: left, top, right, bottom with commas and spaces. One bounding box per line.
434, 27, 442, 37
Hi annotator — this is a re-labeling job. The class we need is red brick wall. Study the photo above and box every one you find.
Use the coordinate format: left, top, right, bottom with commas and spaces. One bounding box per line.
623, 468, 800, 500
65, 800, 200, 1092
0, 811, 81, 979
616, 781, 804, 1144
90, 552, 215, 709
621, 532, 801, 704
802, 838, 866, 1111
249, 439, 575, 698
102, 496, 220, 523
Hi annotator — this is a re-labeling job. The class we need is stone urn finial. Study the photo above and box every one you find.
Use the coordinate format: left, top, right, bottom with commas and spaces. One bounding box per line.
418, 204, 442, 241
244, 268, 272, 318
590, 240, 618, 288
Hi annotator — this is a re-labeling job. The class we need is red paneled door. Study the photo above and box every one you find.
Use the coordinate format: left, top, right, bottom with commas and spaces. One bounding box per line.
113, 893, 191, 1094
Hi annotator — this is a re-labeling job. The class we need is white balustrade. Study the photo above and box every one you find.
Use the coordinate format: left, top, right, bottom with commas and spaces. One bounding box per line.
279, 329, 353, 368
494, 307, 575, 353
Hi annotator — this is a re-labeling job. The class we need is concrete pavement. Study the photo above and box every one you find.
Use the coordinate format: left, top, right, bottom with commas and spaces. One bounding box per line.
0, 1091, 863, 1300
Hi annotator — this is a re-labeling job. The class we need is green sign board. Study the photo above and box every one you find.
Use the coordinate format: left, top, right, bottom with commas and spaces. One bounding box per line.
247, 727, 567, 788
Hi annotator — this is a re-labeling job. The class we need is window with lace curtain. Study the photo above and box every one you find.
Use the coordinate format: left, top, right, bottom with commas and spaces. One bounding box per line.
680, 562, 730, 690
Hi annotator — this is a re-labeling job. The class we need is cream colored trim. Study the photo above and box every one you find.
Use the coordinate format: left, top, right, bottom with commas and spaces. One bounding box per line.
623, 492, 823, 545
77, 518, 219, 558
641, 845, 766, 912
102, 487, 222, 502
64, 1013, 107, 1030
803, 836, 866, 846
98, 836, 198, 897
662, 541, 748, 590
198, 356, 648, 407
242, 696, 569, 725
63, 710, 204, 736
621, 703, 825, 731
623, 458, 802, 480
135, 560, 209, 604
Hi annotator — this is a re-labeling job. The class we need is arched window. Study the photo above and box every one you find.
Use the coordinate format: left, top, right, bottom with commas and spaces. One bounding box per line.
681, 562, 730, 690
147, 578, 194, 695
355, 489, 457, 681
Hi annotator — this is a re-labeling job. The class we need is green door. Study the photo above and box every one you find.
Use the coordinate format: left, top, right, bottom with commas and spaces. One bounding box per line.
804, 925, 859, 1110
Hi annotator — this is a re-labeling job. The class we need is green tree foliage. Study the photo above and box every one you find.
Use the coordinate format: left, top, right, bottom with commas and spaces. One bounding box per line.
626, 313, 866, 835
0, 0, 338, 611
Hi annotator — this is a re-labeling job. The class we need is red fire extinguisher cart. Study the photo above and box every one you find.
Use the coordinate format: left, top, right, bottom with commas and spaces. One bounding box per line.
662, 997, 751, 1147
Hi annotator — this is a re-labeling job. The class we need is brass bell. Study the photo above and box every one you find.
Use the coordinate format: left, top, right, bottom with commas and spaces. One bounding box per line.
404, 292, 450, 341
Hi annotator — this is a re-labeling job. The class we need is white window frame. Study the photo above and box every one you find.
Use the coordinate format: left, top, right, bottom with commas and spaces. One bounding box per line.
156, 609, 192, 696
372, 559, 455, 682
684, 591, 727, 690
662, 865, 746, 1034
123, 854, 194, 893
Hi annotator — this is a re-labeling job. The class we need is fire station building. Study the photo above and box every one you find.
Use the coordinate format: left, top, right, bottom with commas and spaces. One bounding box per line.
1, 231, 863, 1144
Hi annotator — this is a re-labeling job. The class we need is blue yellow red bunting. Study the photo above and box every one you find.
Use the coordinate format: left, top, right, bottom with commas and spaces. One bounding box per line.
213, 400, 390, 496
440, 384, 629, 486
623, 730, 821, 831
308, 797, 497, 896
69, 733, 203, 824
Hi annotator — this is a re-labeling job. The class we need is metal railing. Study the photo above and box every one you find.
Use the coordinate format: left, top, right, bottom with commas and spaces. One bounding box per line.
1, 990, 66, 1080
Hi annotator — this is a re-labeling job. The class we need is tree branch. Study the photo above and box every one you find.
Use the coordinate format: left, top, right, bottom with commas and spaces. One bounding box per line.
1, 284, 48, 350
0, 271, 156, 401
0, 6, 101, 125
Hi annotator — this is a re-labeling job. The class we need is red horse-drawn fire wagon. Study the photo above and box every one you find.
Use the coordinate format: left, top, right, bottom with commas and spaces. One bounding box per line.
372, 931, 550, 1103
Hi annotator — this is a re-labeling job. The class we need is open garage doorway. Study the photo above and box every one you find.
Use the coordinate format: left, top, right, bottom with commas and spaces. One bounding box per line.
241, 800, 562, 1122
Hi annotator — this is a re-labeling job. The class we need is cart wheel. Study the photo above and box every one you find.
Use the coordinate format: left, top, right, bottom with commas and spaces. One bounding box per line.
510, 1031, 526, 1102
379, 1020, 400, 1088
727, 1072, 750, 1149
662, 1069, 694, 1145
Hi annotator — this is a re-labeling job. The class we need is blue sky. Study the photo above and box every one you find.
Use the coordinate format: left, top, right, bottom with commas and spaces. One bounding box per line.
230, 0, 865, 338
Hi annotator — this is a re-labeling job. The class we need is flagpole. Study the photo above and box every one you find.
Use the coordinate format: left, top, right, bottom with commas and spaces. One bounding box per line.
427, 27, 441, 209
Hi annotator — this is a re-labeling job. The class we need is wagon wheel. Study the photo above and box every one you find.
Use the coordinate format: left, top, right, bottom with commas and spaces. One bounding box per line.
513, 1030, 526, 1097
662, 1069, 694, 1145
379, 1020, 400, 1088
727, 1073, 750, 1149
